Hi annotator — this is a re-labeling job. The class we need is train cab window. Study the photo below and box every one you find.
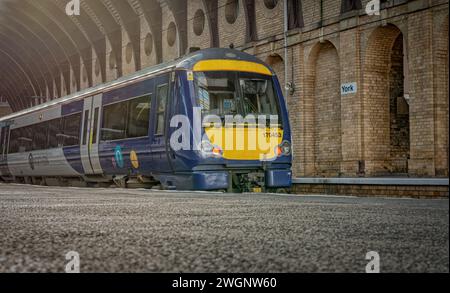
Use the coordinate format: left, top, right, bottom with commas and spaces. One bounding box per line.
101, 101, 128, 141
240, 78, 280, 117
48, 118, 63, 149
127, 95, 151, 138
194, 71, 282, 126
62, 113, 81, 147
156, 85, 168, 135
195, 72, 238, 117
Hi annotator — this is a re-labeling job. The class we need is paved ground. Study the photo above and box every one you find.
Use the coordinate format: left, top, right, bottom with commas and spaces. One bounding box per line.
0, 183, 448, 273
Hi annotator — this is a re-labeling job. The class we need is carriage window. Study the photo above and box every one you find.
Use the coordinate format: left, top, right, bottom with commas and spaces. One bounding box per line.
22, 127, 33, 152
33, 122, 49, 151
101, 101, 128, 141
9, 127, 32, 153
156, 85, 168, 135
8, 118, 65, 153
62, 113, 81, 147
48, 118, 63, 149
127, 96, 151, 138
0, 127, 5, 155
8, 129, 18, 154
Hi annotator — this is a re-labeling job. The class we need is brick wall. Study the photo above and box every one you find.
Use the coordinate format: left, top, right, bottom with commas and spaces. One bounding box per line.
313, 41, 341, 176
254, 0, 284, 40
293, 183, 449, 198
218, 0, 247, 48
188, 0, 212, 50
433, 9, 449, 177
161, 3, 180, 62
407, 10, 437, 176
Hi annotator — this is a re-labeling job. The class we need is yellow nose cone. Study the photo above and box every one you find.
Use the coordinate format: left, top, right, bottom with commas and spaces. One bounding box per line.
205, 127, 283, 161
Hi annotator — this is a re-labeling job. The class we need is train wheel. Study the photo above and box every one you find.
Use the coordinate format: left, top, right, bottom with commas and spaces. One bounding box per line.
267, 188, 291, 194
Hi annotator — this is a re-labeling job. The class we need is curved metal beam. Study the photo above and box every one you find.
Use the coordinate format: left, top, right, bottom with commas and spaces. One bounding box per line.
0, 16, 59, 82
0, 35, 43, 95
0, 49, 37, 97
3, 3, 71, 68
6, 1, 84, 90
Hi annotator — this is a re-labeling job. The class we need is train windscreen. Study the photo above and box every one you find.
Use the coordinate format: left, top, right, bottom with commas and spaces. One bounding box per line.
194, 71, 282, 127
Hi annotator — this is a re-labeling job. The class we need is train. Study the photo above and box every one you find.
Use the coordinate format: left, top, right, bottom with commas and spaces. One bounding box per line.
0, 48, 292, 192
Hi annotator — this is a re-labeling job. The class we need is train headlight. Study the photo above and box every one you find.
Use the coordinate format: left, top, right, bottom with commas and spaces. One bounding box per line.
200, 140, 214, 153
200, 140, 223, 157
277, 141, 291, 156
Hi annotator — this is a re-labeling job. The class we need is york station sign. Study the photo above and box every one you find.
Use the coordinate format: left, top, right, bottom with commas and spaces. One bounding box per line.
341, 82, 358, 95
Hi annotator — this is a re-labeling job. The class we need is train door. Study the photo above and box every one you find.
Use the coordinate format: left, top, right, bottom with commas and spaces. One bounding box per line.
151, 74, 173, 173
80, 94, 103, 175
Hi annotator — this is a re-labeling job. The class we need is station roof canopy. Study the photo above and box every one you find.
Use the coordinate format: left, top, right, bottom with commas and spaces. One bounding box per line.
0, 0, 189, 112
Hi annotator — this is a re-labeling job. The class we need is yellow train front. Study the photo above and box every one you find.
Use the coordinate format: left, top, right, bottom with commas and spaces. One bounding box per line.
163, 48, 293, 192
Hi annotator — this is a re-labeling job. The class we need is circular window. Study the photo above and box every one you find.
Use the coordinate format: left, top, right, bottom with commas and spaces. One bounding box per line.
264, 0, 278, 9
109, 51, 116, 70
126, 42, 133, 64
193, 9, 205, 36
144, 33, 153, 56
225, 0, 239, 24
94, 58, 100, 77
167, 22, 177, 47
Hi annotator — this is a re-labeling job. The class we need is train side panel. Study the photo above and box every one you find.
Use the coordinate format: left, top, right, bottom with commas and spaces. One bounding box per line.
98, 77, 154, 177
7, 104, 81, 177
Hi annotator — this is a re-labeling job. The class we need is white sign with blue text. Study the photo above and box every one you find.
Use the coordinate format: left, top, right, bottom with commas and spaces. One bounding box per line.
341, 82, 358, 95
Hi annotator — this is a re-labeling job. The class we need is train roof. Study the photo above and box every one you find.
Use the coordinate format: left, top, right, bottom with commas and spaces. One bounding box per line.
0, 48, 273, 124
177, 48, 273, 71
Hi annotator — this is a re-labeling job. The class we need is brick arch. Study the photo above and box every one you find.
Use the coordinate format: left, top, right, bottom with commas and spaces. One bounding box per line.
305, 41, 341, 177
265, 53, 285, 91
363, 24, 405, 175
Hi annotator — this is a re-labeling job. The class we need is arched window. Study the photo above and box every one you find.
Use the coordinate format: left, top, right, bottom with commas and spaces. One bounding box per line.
205, 0, 219, 47
341, 0, 362, 13
287, 0, 304, 30
244, 0, 257, 42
